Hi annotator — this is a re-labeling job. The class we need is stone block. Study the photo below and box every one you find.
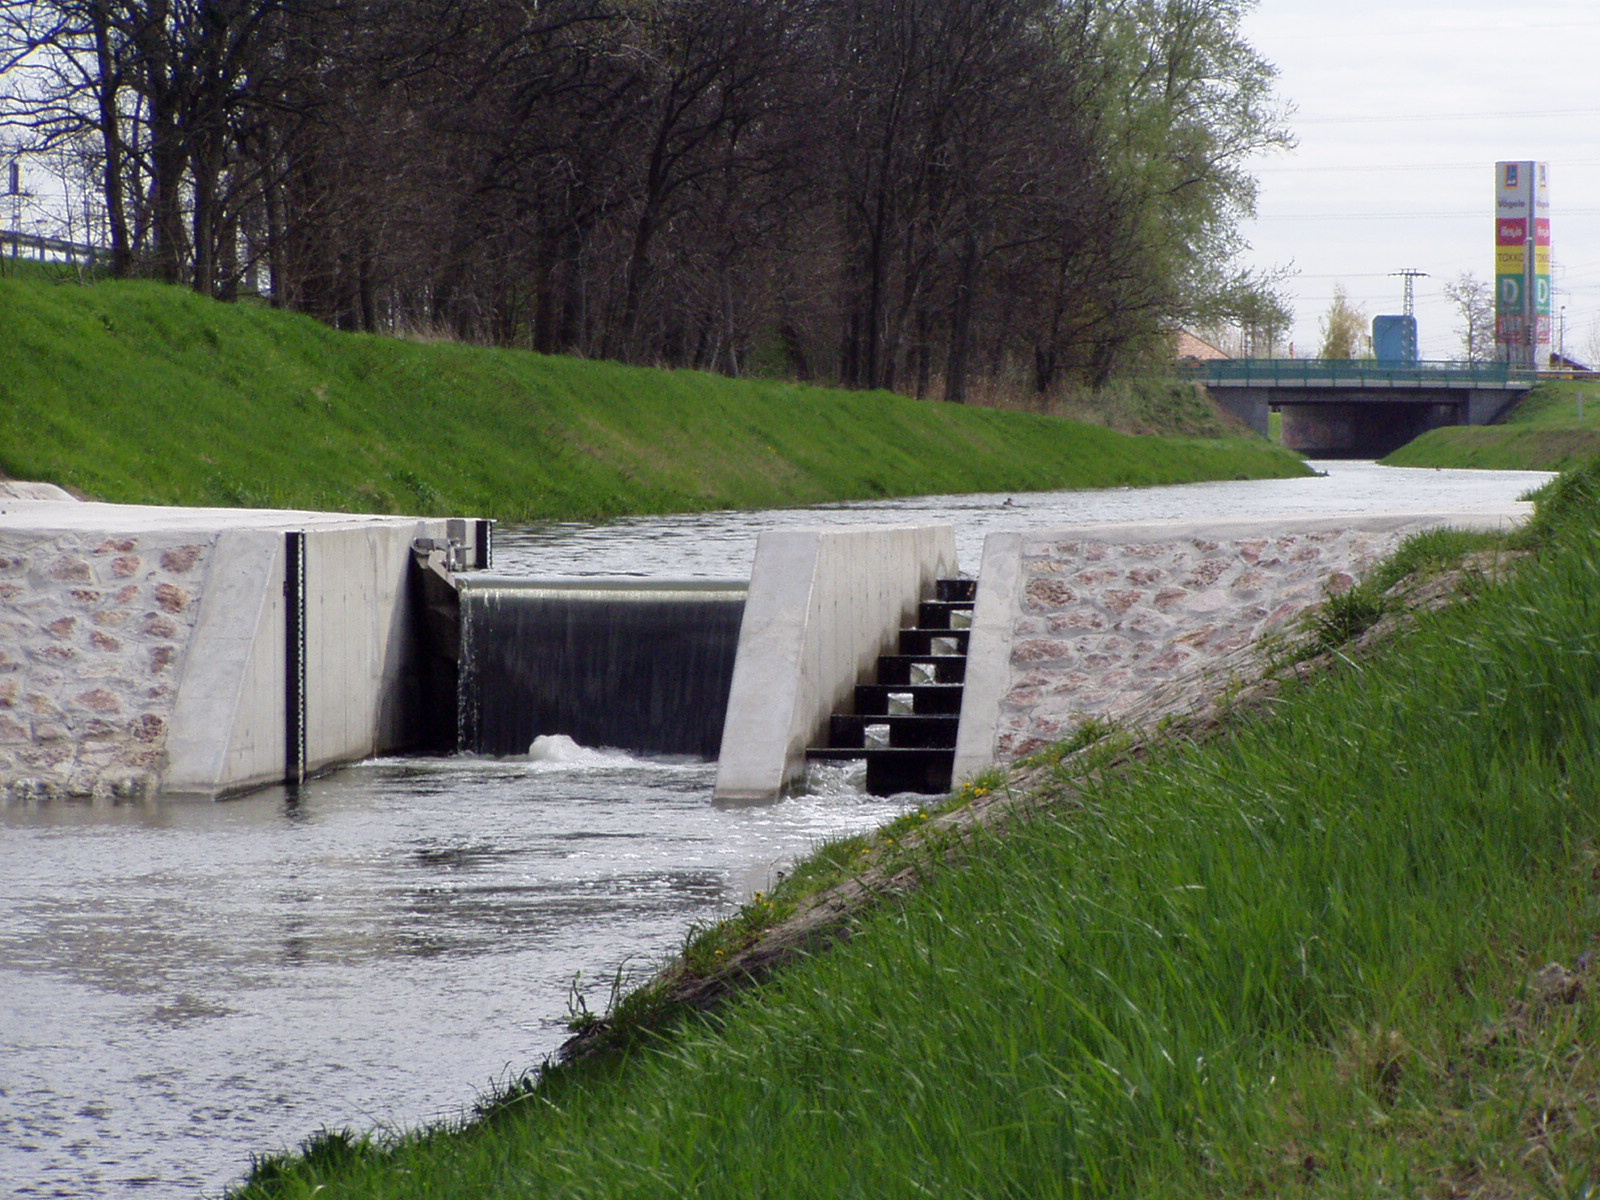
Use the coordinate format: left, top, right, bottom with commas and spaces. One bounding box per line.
73, 688, 122, 715
140, 613, 180, 639
159, 545, 205, 574
154, 583, 191, 613
1046, 610, 1107, 633
47, 557, 93, 583
130, 713, 166, 743
1102, 589, 1143, 616
1023, 578, 1078, 610
1012, 638, 1073, 665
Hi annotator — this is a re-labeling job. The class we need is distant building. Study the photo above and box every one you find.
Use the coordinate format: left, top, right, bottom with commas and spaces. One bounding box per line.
1174, 330, 1230, 361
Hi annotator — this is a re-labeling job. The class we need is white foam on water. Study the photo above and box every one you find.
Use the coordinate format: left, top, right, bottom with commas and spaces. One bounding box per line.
526, 733, 638, 766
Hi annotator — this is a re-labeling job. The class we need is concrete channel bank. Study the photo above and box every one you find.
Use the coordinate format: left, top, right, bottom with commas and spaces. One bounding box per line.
0, 487, 480, 801
951, 510, 1527, 781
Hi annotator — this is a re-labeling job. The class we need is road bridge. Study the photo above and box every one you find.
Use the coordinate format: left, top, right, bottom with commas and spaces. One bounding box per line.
1184, 359, 1536, 457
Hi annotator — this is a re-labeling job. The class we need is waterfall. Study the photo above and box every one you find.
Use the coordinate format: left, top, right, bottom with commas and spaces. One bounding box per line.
456, 577, 747, 759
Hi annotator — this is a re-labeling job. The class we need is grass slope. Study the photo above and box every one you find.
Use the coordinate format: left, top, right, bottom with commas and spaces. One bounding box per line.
233, 470, 1600, 1198
0, 277, 1307, 521
1384, 377, 1600, 470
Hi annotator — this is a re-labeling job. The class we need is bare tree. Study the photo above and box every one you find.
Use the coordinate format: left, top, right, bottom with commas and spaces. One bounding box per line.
1441, 271, 1494, 363
3, 0, 1297, 405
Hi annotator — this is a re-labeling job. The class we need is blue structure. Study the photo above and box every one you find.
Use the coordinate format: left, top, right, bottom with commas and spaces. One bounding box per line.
1372, 315, 1418, 365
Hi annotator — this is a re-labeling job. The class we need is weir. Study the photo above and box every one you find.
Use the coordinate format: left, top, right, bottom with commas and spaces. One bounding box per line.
455, 577, 748, 759
1, 486, 1539, 804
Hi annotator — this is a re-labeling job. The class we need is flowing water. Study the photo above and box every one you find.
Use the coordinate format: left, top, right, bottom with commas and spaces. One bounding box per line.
0, 462, 1553, 1197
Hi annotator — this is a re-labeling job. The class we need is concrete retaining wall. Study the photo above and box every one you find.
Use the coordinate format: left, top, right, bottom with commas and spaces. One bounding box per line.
1, 496, 468, 801
714, 524, 958, 801
952, 511, 1525, 783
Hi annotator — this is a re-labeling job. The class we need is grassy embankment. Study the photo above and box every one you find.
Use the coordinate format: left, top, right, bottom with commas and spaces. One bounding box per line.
1384, 376, 1600, 470
233, 466, 1600, 1197
0, 273, 1308, 520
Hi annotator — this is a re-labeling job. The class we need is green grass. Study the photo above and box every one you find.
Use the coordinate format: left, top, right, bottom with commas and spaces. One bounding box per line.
0, 277, 1308, 520
229, 469, 1600, 1198
1383, 377, 1600, 470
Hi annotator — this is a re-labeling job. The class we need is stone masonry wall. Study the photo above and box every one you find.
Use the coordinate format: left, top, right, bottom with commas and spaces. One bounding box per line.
991, 525, 1413, 760
0, 530, 215, 801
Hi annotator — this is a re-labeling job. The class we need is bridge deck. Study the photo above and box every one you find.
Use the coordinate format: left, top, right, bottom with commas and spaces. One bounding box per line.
1182, 359, 1535, 391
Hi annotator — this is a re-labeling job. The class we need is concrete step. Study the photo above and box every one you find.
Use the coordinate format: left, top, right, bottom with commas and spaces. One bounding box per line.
918, 599, 974, 630
804, 746, 956, 796
824, 712, 961, 749
936, 578, 977, 603
898, 627, 969, 655
854, 682, 965, 715
875, 654, 967, 686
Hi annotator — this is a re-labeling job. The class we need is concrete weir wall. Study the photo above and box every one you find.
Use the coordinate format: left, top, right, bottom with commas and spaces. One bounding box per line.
952, 511, 1525, 783
714, 524, 958, 801
0, 494, 465, 801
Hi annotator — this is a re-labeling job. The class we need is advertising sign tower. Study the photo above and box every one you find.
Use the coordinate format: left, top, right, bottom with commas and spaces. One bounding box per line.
1494, 161, 1551, 368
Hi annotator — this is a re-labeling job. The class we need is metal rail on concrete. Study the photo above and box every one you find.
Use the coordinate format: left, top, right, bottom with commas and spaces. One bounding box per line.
1180, 359, 1533, 390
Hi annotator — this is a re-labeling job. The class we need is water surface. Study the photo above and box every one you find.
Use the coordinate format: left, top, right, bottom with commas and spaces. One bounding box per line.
0, 461, 1553, 1197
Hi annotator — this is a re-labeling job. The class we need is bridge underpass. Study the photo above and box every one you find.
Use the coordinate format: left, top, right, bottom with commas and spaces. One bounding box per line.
1186, 360, 1536, 458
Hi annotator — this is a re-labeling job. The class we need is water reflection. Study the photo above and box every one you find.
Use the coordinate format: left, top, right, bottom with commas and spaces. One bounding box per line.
0, 461, 1554, 1198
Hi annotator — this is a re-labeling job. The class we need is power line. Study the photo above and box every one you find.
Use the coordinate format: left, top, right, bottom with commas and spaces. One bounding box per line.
1295, 107, 1600, 125
1254, 160, 1600, 174
1252, 207, 1600, 221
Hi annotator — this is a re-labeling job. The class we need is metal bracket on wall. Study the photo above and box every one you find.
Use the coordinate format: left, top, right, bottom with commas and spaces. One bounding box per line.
284, 530, 307, 786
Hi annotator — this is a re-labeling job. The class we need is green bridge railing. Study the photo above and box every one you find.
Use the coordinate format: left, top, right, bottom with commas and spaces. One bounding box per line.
1179, 358, 1532, 388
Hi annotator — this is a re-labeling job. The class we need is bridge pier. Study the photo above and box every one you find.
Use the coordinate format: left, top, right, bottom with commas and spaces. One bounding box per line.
1211, 390, 1269, 438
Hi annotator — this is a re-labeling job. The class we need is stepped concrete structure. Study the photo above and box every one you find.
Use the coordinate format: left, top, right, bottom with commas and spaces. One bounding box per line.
713, 525, 958, 801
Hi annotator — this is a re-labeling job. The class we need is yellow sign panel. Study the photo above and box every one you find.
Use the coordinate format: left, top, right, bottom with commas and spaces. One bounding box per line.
1496, 244, 1551, 274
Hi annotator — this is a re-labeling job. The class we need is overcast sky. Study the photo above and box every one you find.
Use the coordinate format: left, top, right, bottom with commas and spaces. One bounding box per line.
1236, 0, 1600, 361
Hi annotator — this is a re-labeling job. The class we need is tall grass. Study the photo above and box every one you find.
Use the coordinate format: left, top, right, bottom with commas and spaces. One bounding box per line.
233, 470, 1600, 1198
0, 277, 1307, 520
1384, 377, 1600, 470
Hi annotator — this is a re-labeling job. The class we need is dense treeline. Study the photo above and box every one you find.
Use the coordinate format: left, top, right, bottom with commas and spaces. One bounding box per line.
0, 0, 1290, 394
